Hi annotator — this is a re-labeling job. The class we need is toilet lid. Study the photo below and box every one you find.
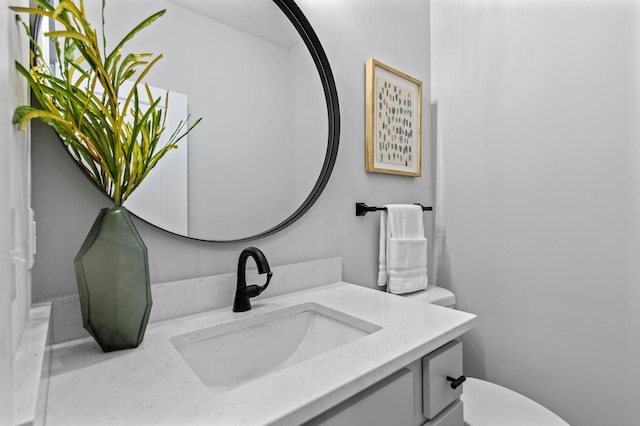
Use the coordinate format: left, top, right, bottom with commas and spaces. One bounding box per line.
461, 378, 570, 426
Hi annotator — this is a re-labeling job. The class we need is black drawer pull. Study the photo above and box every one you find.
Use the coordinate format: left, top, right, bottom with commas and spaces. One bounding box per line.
446, 375, 466, 389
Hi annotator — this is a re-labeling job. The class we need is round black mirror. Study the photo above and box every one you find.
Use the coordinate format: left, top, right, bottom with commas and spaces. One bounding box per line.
32, 0, 340, 242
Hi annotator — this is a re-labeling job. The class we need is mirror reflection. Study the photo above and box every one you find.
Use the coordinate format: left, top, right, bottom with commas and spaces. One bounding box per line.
56, 0, 328, 241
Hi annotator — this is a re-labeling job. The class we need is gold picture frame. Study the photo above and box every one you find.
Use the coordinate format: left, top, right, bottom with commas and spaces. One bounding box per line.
365, 58, 422, 176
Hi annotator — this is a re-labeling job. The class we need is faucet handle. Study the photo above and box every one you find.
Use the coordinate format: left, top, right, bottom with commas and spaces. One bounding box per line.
257, 271, 273, 296
245, 272, 273, 299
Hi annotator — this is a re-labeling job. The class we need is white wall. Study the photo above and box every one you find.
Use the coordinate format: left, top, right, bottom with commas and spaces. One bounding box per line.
30, 0, 433, 318
1, 0, 31, 423
431, 1, 640, 425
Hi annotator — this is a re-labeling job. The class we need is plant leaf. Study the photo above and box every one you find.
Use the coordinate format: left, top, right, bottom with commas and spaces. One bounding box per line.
11, 0, 201, 207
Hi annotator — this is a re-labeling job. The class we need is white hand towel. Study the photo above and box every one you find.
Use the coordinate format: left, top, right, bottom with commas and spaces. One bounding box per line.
387, 204, 424, 239
377, 204, 428, 294
387, 238, 428, 294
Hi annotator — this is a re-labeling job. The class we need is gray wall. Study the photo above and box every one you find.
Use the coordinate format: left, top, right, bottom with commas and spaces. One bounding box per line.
431, 1, 640, 425
31, 0, 434, 303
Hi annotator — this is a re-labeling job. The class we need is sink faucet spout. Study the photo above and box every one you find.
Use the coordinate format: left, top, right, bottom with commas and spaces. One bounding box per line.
233, 247, 273, 312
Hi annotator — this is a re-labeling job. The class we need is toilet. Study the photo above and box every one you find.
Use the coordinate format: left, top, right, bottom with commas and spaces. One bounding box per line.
402, 286, 570, 426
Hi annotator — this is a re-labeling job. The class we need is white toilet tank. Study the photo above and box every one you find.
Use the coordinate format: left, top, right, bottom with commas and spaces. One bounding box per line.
402, 285, 456, 307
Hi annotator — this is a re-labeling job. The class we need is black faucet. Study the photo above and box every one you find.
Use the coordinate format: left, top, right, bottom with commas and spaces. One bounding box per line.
233, 247, 273, 312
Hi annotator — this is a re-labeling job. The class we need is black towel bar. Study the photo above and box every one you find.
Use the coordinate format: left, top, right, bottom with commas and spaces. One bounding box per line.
355, 202, 433, 216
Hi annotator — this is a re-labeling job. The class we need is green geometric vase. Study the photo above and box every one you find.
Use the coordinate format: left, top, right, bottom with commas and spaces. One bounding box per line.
74, 207, 152, 352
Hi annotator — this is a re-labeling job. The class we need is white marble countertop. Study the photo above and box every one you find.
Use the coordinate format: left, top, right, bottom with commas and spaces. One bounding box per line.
46, 282, 476, 426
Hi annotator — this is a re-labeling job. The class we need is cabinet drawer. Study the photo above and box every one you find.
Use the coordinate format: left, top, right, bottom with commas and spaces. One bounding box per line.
422, 340, 463, 419
425, 400, 464, 426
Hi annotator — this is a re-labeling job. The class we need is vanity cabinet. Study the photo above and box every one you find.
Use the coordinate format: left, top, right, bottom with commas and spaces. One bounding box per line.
305, 340, 465, 426
304, 368, 414, 426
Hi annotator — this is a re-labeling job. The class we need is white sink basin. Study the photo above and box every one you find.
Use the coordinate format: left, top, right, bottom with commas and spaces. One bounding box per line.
170, 302, 381, 393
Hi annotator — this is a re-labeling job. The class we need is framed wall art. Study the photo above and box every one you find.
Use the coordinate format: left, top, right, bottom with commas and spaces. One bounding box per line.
365, 58, 422, 176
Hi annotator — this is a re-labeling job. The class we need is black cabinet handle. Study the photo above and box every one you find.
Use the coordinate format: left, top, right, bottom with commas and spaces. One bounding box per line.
446, 375, 466, 389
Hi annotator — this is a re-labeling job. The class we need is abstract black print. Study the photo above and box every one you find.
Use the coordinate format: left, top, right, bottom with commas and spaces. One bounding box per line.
375, 76, 416, 167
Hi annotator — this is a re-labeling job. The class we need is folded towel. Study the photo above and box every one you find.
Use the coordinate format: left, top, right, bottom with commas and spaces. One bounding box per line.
387, 238, 428, 293
378, 204, 428, 294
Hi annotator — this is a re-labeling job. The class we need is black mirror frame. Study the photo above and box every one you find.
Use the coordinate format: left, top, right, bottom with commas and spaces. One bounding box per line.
31, 0, 340, 243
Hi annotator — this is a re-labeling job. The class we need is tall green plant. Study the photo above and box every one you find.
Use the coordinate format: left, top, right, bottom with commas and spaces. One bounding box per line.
10, 0, 201, 206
